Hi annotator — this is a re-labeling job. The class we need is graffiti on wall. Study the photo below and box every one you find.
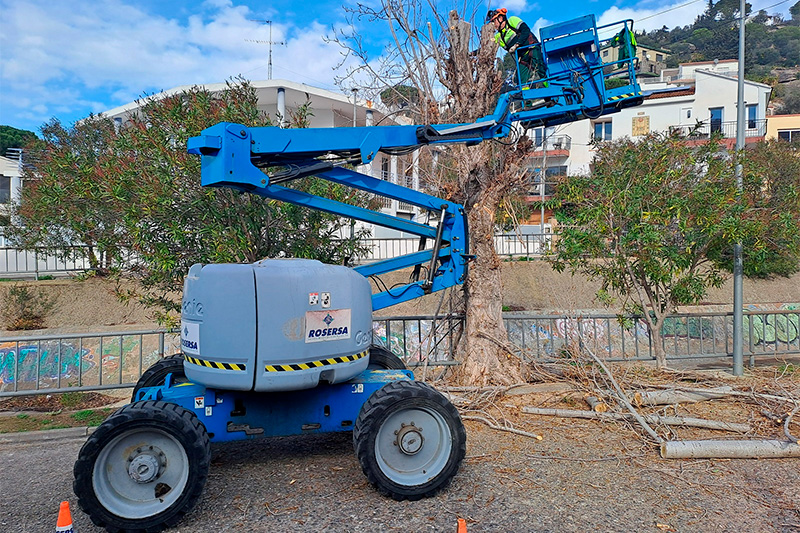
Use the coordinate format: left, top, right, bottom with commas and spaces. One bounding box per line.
0, 336, 168, 392
744, 314, 800, 345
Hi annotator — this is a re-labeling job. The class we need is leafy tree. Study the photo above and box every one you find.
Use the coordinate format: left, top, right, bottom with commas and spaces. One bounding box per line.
733, 139, 800, 277
11, 115, 123, 271
334, 2, 531, 385
0, 125, 37, 157
550, 134, 798, 368
790, 0, 800, 24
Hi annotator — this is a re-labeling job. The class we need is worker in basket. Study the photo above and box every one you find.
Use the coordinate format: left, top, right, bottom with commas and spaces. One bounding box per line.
487, 8, 546, 88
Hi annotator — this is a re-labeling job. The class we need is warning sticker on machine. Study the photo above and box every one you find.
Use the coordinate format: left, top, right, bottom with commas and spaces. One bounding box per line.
305, 309, 351, 343
181, 321, 200, 355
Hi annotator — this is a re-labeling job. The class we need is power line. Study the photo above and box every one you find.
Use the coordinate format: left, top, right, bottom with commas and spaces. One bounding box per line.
754, 0, 792, 11
636, 0, 705, 23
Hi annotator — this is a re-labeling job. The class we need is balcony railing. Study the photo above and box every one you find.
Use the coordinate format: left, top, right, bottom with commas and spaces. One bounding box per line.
669, 119, 767, 140
530, 134, 571, 153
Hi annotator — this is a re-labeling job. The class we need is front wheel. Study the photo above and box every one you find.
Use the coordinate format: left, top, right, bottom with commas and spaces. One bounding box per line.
73, 401, 210, 533
353, 380, 466, 500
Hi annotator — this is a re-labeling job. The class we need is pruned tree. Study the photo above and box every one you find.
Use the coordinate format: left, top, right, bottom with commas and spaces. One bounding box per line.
551, 134, 800, 368
331, 1, 532, 385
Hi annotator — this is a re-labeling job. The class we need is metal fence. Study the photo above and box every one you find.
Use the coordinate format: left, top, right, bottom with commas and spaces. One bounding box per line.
3, 309, 799, 397
0, 234, 555, 278
355, 233, 553, 263
0, 246, 94, 279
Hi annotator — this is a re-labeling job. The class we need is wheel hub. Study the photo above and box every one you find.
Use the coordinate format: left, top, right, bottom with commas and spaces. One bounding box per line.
395, 422, 424, 455
127, 446, 165, 483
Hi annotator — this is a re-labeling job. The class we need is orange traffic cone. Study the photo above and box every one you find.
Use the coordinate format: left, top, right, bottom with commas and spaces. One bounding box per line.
456, 517, 467, 533
55, 501, 74, 533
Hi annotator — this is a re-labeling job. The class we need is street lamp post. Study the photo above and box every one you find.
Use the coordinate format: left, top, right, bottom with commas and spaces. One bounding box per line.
732, 0, 746, 376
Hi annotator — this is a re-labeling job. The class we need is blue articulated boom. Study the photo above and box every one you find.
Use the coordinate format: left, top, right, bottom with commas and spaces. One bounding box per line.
187, 15, 643, 311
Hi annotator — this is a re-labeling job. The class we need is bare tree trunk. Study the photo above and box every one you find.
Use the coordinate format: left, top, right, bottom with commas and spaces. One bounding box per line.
458, 178, 523, 386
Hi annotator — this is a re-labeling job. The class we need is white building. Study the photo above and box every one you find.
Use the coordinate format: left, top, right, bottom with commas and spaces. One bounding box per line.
0, 154, 23, 220
105, 79, 424, 240
527, 60, 772, 187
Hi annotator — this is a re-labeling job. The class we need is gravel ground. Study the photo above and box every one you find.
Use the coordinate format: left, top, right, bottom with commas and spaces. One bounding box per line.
2, 403, 799, 533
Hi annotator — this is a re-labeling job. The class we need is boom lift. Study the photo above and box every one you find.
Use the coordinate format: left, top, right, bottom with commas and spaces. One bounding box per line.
73, 15, 643, 532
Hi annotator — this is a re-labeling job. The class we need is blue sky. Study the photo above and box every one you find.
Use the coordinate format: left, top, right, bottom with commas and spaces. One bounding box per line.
0, 0, 793, 134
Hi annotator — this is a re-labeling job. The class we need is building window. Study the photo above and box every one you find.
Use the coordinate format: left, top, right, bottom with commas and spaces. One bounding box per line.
778, 129, 800, 142
656, 53, 664, 62
747, 105, 757, 129
709, 107, 723, 134
0, 175, 9, 204
593, 121, 612, 141
530, 127, 544, 147
602, 50, 609, 58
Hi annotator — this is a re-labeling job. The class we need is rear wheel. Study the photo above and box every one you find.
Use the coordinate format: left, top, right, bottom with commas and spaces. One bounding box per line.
367, 345, 407, 370
353, 380, 466, 500
73, 401, 210, 533
131, 354, 187, 401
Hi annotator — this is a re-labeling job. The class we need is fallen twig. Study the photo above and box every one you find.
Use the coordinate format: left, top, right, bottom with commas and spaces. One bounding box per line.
784, 405, 800, 444
462, 415, 542, 440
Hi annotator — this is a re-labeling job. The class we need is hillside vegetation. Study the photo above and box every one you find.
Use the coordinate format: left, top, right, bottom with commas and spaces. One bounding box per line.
637, 0, 800, 112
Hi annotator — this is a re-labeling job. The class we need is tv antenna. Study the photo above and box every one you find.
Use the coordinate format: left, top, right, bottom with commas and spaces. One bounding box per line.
246, 19, 287, 80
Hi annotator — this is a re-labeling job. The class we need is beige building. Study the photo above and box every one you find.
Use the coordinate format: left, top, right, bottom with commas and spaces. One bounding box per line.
766, 114, 800, 142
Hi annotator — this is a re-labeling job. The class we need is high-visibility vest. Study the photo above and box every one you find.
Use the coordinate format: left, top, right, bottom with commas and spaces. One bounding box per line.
494, 16, 529, 49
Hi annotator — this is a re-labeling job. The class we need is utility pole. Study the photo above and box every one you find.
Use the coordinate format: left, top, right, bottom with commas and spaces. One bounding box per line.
540, 129, 547, 254
732, 0, 746, 376
247, 20, 286, 80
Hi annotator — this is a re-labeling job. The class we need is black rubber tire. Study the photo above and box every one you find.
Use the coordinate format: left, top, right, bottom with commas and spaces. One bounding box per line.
367, 345, 407, 370
353, 380, 466, 501
131, 354, 186, 401
73, 401, 210, 533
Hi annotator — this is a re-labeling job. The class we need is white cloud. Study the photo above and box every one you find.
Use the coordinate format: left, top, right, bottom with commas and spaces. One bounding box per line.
0, 0, 356, 129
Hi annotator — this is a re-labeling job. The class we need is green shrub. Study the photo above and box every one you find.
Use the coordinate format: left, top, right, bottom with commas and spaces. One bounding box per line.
0, 284, 56, 330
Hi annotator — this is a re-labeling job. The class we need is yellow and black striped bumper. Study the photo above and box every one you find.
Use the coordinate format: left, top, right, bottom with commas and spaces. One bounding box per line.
265, 349, 369, 373
607, 92, 641, 102
184, 355, 246, 371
